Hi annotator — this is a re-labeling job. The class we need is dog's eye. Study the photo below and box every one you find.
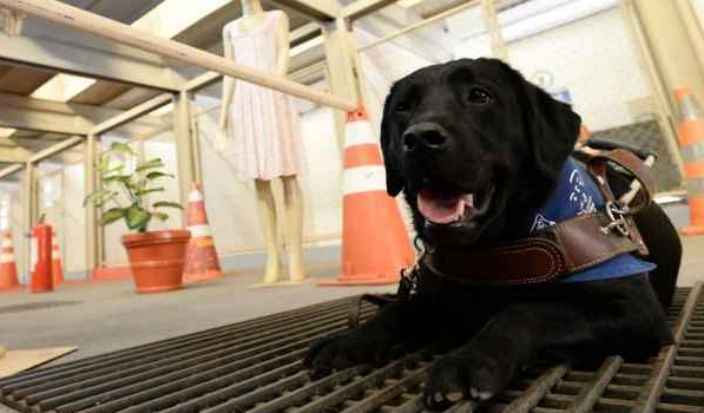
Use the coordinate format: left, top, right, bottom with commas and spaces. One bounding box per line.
466, 87, 492, 105
395, 102, 411, 113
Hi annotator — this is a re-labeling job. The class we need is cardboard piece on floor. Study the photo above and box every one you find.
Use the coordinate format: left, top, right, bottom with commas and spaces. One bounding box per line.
0, 347, 77, 378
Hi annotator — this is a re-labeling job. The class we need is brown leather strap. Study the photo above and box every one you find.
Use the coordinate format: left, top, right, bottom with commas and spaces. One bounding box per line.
424, 212, 642, 286
584, 149, 652, 255
584, 148, 655, 213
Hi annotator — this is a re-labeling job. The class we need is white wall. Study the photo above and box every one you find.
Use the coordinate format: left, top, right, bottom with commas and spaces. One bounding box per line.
452, 6, 653, 131
62, 162, 87, 274
693, 0, 704, 27
507, 8, 652, 130
8, 183, 25, 284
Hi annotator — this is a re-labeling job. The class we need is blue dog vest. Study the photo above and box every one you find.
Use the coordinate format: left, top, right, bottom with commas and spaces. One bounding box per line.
523, 158, 656, 283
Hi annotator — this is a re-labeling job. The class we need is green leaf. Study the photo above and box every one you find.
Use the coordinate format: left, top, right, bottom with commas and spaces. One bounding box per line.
102, 174, 131, 183
109, 142, 136, 156
97, 156, 111, 172
126, 205, 151, 231
83, 189, 112, 207
153, 212, 169, 221
136, 158, 164, 172
153, 201, 182, 210
145, 171, 174, 180
100, 208, 126, 226
135, 187, 165, 196
94, 192, 119, 208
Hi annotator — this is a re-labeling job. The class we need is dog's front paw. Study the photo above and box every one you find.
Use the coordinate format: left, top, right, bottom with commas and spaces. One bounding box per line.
424, 351, 512, 410
304, 329, 394, 378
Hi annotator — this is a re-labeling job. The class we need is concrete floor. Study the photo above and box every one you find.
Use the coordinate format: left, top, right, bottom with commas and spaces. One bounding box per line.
0, 263, 395, 364
0, 236, 702, 369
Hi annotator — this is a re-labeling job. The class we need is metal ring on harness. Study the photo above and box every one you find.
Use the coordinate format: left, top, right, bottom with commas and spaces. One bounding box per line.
601, 201, 631, 237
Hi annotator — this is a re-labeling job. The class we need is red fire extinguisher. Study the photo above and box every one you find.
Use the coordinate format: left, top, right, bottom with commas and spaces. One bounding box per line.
30, 215, 53, 293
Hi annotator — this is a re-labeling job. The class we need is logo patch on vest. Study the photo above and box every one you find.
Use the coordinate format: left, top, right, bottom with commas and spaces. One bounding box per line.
568, 169, 596, 215
530, 214, 556, 233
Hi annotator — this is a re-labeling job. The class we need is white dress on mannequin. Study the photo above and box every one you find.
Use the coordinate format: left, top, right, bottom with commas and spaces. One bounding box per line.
222, 11, 304, 181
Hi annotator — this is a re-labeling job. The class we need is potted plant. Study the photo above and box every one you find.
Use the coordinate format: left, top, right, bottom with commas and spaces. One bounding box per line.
84, 142, 190, 293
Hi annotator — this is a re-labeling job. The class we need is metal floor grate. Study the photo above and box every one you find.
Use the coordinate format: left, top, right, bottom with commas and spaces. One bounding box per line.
1, 283, 702, 413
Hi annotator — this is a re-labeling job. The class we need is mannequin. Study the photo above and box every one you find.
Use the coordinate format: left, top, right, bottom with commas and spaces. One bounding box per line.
219, 0, 306, 286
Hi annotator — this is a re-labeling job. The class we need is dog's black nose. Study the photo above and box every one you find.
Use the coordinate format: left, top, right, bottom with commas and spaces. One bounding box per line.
403, 122, 450, 153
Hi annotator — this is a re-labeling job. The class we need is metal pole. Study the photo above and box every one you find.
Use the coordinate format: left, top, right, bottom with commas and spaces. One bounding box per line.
174, 91, 195, 225
84, 133, 100, 274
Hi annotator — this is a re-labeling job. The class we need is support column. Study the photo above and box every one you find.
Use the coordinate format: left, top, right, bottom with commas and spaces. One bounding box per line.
22, 162, 36, 280
622, 0, 685, 180
482, 0, 508, 61
84, 133, 100, 273
173, 91, 197, 225
323, 17, 361, 152
630, 0, 704, 182
190, 114, 203, 185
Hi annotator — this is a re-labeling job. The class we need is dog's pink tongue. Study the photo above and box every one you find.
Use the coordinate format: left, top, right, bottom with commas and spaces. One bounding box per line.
417, 190, 466, 224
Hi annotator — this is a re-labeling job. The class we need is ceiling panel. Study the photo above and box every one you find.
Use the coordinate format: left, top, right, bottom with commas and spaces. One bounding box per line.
0, 67, 56, 95
70, 81, 133, 106
58, 0, 166, 24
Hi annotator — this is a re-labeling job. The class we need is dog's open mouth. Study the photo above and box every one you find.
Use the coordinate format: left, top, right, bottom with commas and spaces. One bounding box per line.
417, 185, 495, 225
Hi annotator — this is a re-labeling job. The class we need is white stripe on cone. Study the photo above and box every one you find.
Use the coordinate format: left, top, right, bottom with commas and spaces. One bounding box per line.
0, 253, 14, 263
345, 121, 377, 148
30, 236, 38, 270
344, 165, 387, 196
188, 224, 212, 238
1, 240, 11, 248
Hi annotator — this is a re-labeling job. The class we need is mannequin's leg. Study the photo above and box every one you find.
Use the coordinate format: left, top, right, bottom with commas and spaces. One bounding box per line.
282, 175, 306, 281
254, 179, 281, 283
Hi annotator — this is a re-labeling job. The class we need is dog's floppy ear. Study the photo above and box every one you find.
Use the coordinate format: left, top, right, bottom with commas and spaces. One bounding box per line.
380, 84, 405, 196
522, 78, 581, 183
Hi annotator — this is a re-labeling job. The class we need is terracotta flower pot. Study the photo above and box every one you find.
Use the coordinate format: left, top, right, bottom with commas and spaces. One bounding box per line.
122, 230, 191, 293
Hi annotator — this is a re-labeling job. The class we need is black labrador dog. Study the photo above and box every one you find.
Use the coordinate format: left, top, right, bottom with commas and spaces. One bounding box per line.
305, 58, 681, 410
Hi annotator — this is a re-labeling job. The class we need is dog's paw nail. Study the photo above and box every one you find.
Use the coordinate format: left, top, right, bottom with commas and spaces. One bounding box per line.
434, 392, 445, 403
447, 392, 464, 402
470, 387, 493, 401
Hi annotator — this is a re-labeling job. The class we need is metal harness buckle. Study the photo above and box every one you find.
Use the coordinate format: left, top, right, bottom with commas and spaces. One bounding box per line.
601, 201, 631, 237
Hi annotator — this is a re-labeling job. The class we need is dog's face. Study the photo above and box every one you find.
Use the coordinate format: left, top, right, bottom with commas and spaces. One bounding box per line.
380, 58, 581, 247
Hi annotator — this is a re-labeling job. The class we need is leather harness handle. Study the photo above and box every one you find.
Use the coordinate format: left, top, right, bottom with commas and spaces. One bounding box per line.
587, 149, 655, 213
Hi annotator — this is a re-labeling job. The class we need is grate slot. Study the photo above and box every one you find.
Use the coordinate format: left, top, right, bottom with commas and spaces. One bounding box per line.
290, 355, 424, 413
62, 349, 308, 413
629, 283, 703, 412
564, 356, 623, 413
21, 315, 365, 411
498, 365, 568, 413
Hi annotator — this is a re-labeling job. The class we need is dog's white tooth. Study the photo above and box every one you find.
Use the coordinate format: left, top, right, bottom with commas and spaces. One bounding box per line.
434, 392, 445, 403
470, 388, 479, 399
465, 193, 475, 208
478, 391, 493, 401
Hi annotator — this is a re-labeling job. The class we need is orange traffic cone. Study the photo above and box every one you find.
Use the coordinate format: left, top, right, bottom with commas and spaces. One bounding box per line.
183, 183, 223, 283
0, 230, 19, 290
319, 105, 415, 286
51, 230, 64, 286
674, 88, 704, 236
